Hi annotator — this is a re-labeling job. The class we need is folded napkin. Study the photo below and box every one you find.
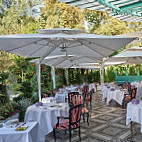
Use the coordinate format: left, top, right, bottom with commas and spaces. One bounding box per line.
132, 99, 139, 104
110, 88, 115, 91
35, 102, 43, 107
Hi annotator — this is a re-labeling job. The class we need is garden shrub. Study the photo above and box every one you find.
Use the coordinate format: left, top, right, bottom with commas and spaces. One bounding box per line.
0, 98, 32, 121
20, 81, 33, 98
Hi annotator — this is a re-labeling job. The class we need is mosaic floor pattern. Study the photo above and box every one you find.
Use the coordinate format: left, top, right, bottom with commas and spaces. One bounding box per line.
45, 92, 142, 142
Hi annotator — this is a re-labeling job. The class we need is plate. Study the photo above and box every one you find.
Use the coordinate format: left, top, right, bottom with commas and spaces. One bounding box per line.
50, 105, 59, 108
15, 126, 28, 131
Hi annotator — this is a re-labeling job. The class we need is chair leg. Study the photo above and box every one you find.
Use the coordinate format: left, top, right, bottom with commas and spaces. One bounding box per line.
83, 113, 85, 122
87, 113, 89, 126
79, 126, 81, 141
53, 128, 56, 142
69, 130, 72, 142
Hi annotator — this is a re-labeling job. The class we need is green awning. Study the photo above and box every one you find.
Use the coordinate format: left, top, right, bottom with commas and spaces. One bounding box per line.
59, 0, 142, 22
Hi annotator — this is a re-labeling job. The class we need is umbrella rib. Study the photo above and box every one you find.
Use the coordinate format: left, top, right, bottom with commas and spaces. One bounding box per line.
84, 56, 102, 62
25, 43, 49, 58
52, 57, 68, 67
77, 39, 105, 57
6, 39, 44, 52
83, 39, 116, 52
39, 41, 63, 62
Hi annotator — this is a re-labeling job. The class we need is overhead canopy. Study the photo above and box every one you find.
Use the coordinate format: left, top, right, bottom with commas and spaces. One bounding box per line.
59, 0, 142, 22
0, 28, 136, 61
31, 55, 100, 68
105, 46, 142, 65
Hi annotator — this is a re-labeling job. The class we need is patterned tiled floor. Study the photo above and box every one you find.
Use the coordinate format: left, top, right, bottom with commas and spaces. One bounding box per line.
45, 92, 142, 142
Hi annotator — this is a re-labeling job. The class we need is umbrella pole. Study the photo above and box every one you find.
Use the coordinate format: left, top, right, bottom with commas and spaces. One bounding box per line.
38, 62, 41, 102
100, 63, 104, 89
51, 66, 56, 89
66, 69, 69, 85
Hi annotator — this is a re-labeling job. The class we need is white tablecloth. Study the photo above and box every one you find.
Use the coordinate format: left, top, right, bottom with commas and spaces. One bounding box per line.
136, 86, 142, 100
106, 90, 125, 105
102, 86, 110, 101
42, 97, 54, 103
89, 83, 96, 92
126, 102, 142, 133
24, 103, 69, 139
0, 122, 43, 142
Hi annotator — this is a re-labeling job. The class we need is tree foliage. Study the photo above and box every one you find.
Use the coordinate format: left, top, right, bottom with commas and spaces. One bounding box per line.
40, 0, 84, 29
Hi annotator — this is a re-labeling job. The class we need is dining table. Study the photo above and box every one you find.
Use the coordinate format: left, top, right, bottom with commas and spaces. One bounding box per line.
0, 122, 43, 142
126, 101, 142, 133
106, 89, 125, 105
24, 102, 69, 140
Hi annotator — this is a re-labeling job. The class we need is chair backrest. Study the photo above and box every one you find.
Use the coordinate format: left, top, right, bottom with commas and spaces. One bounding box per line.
68, 92, 79, 105
71, 95, 83, 106
131, 87, 137, 99
69, 104, 82, 128
52, 89, 59, 97
83, 85, 89, 94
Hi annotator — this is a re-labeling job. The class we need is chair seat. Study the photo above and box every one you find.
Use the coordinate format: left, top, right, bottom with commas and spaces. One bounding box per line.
85, 98, 90, 101
82, 107, 88, 113
124, 96, 131, 100
53, 119, 79, 130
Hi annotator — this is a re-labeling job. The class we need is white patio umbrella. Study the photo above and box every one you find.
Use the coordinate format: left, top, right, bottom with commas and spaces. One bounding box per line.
105, 46, 142, 65
0, 28, 136, 101
31, 55, 100, 68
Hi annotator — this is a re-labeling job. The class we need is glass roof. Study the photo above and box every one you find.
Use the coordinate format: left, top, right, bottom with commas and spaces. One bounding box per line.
59, 0, 142, 22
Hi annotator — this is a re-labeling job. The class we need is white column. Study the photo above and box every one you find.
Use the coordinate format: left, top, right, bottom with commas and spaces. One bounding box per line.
37, 62, 41, 102
51, 66, 56, 89
66, 69, 69, 85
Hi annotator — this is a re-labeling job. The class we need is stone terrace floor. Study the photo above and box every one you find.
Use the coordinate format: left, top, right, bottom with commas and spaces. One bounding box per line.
46, 91, 142, 142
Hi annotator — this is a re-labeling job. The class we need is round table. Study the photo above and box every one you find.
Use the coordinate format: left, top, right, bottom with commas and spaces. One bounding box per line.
24, 103, 69, 139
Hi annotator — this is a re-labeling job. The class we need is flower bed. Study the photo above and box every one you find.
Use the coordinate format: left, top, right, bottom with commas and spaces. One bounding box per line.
0, 98, 32, 121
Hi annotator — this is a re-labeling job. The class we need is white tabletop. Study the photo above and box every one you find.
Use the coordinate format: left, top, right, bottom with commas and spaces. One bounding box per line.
126, 102, 142, 133
0, 122, 44, 142
42, 97, 54, 103
24, 103, 69, 138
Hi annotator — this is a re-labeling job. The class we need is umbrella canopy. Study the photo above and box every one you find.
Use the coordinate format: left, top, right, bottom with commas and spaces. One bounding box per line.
31, 55, 100, 68
105, 46, 142, 65
0, 28, 136, 60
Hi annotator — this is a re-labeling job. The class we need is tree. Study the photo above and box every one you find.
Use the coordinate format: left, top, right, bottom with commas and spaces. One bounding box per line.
40, 0, 84, 29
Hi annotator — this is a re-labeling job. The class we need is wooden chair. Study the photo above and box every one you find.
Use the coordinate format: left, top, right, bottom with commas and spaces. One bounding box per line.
123, 87, 137, 108
53, 104, 82, 142
52, 89, 59, 97
83, 85, 92, 109
72, 94, 89, 125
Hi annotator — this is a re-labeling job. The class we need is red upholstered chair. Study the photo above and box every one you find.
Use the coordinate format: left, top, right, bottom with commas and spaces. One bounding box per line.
83, 85, 92, 109
68, 92, 79, 106
72, 94, 89, 125
52, 89, 59, 97
53, 104, 82, 142
123, 87, 137, 108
